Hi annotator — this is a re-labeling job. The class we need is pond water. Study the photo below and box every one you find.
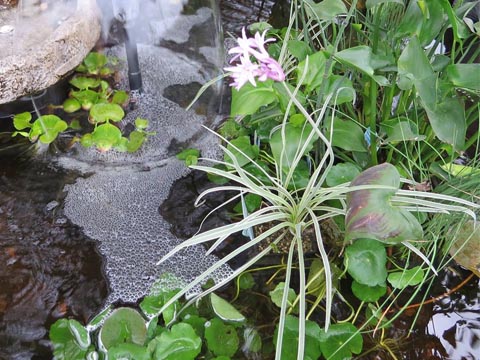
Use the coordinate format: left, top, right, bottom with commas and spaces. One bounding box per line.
0, 1, 479, 360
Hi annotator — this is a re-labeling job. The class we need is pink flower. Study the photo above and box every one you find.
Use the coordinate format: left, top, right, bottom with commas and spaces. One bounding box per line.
225, 27, 285, 90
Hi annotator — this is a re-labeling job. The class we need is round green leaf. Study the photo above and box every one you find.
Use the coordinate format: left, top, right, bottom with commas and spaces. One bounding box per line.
112, 90, 130, 105
126, 131, 146, 153
210, 293, 245, 322
269, 282, 297, 311
72, 89, 99, 110
243, 327, 262, 353
90, 103, 125, 123
351, 281, 387, 302
225, 136, 259, 168
273, 315, 322, 360
318, 322, 363, 360
345, 238, 387, 286
91, 123, 122, 152
326, 162, 361, 187
100, 307, 147, 350
63, 98, 81, 113
31, 115, 68, 144
107, 343, 150, 360
13, 112, 32, 130
204, 318, 239, 357
387, 266, 425, 289
154, 322, 201, 360
69, 76, 101, 90
49, 319, 89, 360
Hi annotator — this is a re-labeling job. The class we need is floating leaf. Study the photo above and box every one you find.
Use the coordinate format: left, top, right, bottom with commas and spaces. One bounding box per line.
49, 319, 90, 360
83, 52, 107, 74
154, 323, 201, 360
269, 282, 297, 310
140, 288, 180, 324
318, 323, 363, 360
126, 131, 146, 153
91, 123, 122, 152
69, 76, 101, 90
30, 115, 68, 144
388, 266, 425, 289
63, 98, 82, 113
345, 163, 424, 244
449, 220, 480, 277
135, 118, 149, 130
176, 148, 200, 167
112, 90, 130, 105
205, 318, 239, 357
351, 281, 387, 302
90, 103, 125, 123
99, 307, 147, 350
71, 89, 99, 110
107, 343, 150, 360
345, 238, 387, 287
211, 293, 245, 323
273, 315, 322, 360
13, 112, 32, 130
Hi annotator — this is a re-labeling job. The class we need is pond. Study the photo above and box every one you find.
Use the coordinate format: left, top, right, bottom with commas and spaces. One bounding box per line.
0, 0, 479, 359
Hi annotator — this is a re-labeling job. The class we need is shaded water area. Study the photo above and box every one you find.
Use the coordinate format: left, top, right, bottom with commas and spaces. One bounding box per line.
0, 1, 479, 360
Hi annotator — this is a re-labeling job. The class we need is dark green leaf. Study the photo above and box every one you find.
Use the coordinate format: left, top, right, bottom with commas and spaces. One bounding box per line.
380, 118, 425, 143
304, 0, 348, 21
446, 64, 480, 91
326, 163, 361, 187
204, 318, 239, 357
238, 272, 255, 290
243, 328, 262, 353
325, 117, 368, 152
319, 323, 363, 360
154, 323, 202, 360
388, 266, 425, 289
99, 307, 147, 349
233, 193, 262, 214
269, 282, 297, 310
140, 289, 180, 324
273, 315, 322, 360
351, 281, 387, 302
345, 239, 387, 286
224, 136, 259, 167
366, 0, 404, 9
287, 40, 312, 62
296, 51, 329, 92
231, 82, 276, 116
107, 343, 150, 360
49, 319, 89, 360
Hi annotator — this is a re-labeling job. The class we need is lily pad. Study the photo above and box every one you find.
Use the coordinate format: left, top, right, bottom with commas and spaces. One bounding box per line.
91, 123, 122, 152
318, 322, 363, 360
89, 103, 125, 123
345, 163, 423, 244
204, 318, 239, 357
345, 238, 387, 287
99, 307, 147, 350
154, 322, 202, 360
388, 266, 425, 289
49, 319, 90, 360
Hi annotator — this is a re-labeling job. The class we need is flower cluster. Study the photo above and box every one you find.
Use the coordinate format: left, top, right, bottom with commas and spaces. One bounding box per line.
224, 28, 285, 90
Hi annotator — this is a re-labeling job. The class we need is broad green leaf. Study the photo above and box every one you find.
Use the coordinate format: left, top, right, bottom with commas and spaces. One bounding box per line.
49, 319, 89, 360
448, 220, 480, 277
71, 89, 99, 110
90, 103, 125, 123
140, 289, 180, 324
424, 98, 466, 151
219, 119, 249, 139
31, 115, 68, 144
335, 46, 388, 85
286, 159, 311, 190
380, 118, 425, 143
154, 323, 202, 360
388, 266, 425, 289
69, 76, 101, 90
204, 318, 239, 357
176, 149, 200, 161
233, 193, 262, 214
182, 314, 207, 339
91, 123, 122, 151
88, 306, 112, 328
345, 163, 424, 243
13, 112, 32, 130
63, 98, 81, 113
211, 293, 245, 322
135, 118, 149, 130
230, 82, 276, 116
345, 239, 387, 286
269, 282, 297, 310
446, 64, 480, 91
325, 117, 368, 152
440, 163, 480, 177
296, 51, 330, 92
83, 52, 107, 74
318, 323, 363, 360
112, 90, 130, 105
224, 136, 259, 167
99, 307, 147, 349
273, 315, 322, 360
326, 163, 361, 187
287, 40, 312, 62
304, 0, 348, 21
270, 123, 318, 169
238, 272, 255, 290
366, 0, 404, 9
107, 343, 150, 360
324, 75, 355, 105
273, 82, 307, 113
351, 281, 387, 302
440, 0, 471, 41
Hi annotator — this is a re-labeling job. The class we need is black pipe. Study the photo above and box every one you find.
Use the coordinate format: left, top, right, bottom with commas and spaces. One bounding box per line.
124, 29, 143, 93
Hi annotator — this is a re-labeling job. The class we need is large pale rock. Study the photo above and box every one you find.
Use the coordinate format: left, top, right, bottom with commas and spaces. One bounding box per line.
0, 0, 101, 104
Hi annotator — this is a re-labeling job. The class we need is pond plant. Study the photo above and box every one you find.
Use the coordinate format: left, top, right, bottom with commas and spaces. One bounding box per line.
12, 52, 153, 153
48, 0, 480, 359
